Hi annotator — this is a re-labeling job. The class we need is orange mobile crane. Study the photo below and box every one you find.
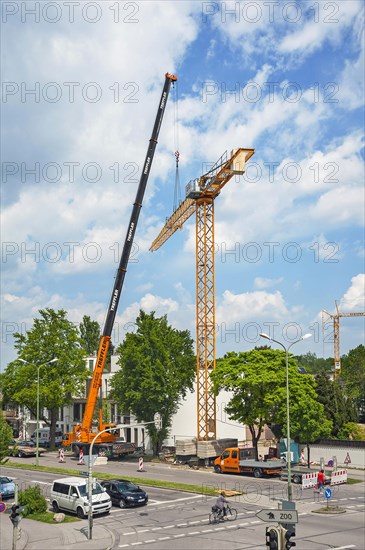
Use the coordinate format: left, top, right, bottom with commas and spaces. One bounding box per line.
62, 72, 177, 455
150, 148, 254, 442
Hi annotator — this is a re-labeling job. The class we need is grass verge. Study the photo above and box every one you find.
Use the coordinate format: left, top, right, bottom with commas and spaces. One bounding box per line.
25, 512, 79, 523
4, 461, 224, 496
347, 478, 362, 484
312, 505, 346, 514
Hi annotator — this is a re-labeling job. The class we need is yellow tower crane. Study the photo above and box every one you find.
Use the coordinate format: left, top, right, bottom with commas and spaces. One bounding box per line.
150, 148, 254, 441
322, 301, 365, 377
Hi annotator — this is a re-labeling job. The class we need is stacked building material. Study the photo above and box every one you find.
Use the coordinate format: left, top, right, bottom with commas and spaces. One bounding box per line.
175, 438, 197, 456
197, 438, 238, 459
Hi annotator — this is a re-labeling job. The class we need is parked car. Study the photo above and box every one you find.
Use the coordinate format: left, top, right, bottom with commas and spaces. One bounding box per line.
50, 477, 111, 519
100, 479, 148, 508
0, 476, 15, 499
9, 440, 47, 458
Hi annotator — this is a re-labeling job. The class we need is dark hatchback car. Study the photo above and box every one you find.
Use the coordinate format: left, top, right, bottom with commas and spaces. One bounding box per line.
100, 479, 148, 508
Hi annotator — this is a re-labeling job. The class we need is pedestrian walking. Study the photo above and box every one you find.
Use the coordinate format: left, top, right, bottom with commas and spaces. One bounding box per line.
317, 469, 325, 492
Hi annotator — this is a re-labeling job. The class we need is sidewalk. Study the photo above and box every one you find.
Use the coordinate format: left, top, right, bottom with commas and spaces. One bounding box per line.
0, 512, 115, 550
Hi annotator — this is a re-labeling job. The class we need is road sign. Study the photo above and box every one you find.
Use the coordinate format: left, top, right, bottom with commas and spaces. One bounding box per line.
256, 509, 298, 524
344, 452, 351, 464
324, 487, 332, 500
0, 502, 6, 513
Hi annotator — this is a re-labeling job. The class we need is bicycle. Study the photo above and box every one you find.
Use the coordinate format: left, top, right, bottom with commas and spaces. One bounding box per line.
209, 503, 237, 524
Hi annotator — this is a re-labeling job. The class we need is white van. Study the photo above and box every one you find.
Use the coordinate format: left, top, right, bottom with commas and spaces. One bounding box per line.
50, 477, 111, 518
31, 428, 63, 447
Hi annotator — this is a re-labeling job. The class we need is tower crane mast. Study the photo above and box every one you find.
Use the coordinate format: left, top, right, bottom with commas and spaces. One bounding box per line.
322, 301, 365, 377
151, 148, 254, 441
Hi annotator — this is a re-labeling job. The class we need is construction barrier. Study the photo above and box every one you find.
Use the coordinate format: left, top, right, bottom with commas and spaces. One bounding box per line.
331, 469, 348, 485
58, 448, 65, 463
78, 449, 85, 465
137, 456, 144, 472
302, 472, 318, 489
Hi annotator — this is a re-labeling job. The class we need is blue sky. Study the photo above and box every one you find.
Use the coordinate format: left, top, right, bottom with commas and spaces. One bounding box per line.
1, 0, 364, 368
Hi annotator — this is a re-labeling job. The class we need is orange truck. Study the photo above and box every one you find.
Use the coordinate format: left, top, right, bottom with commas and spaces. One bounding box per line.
214, 447, 283, 478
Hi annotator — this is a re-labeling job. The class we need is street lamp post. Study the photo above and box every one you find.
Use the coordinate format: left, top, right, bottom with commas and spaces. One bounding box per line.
88, 415, 162, 540
19, 357, 58, 466
260, 332, 311, 501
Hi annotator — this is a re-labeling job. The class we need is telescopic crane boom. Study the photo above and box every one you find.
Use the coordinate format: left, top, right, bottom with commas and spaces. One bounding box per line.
63, 72, 177, 448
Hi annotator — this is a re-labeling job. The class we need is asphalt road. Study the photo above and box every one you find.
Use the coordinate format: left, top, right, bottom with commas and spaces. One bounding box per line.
1, 456, 364, 549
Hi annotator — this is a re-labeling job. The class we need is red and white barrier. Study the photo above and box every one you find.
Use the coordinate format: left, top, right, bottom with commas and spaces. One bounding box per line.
78, 449, 85, 465
58, 448, 65, 463
331, 469, 347, 485
302, 472, 318, 489
137, 456, 144, 472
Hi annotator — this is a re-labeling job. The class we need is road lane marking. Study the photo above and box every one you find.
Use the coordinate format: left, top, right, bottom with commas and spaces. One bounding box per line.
147, 495, 202, 505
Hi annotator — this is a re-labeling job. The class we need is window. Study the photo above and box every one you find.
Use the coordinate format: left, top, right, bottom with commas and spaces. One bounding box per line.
53, 482, 69, 495
222, 451, 230, 459
231, 450, 237, 459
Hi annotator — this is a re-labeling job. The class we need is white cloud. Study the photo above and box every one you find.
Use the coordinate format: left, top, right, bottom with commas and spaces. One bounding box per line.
216, 289, 290, 323
2, 0, 364, 369
340, 274, 365, 311
254, 277, 284, 289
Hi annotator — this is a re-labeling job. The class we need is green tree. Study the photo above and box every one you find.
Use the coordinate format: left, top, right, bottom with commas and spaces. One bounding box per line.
277, 373, 332, 467
337, 422, 365, 441
297, 352, 333, 373
315, 372, 358, 437
341, 345, 365, 422
79, 315, 114, 371
0, 412, 13, 464
110, 310, 195, 455
210, 349, 332, 460
0, 308, 88, 449
79, 315, 101, 355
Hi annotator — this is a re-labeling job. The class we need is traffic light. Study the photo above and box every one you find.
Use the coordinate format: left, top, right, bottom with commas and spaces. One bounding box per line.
284, 526, 296, 549
10, 504, 25, 526
266, 526, 282, 550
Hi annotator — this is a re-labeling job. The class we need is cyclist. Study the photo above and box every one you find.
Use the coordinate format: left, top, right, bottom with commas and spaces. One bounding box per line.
215, 491, 228, 517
